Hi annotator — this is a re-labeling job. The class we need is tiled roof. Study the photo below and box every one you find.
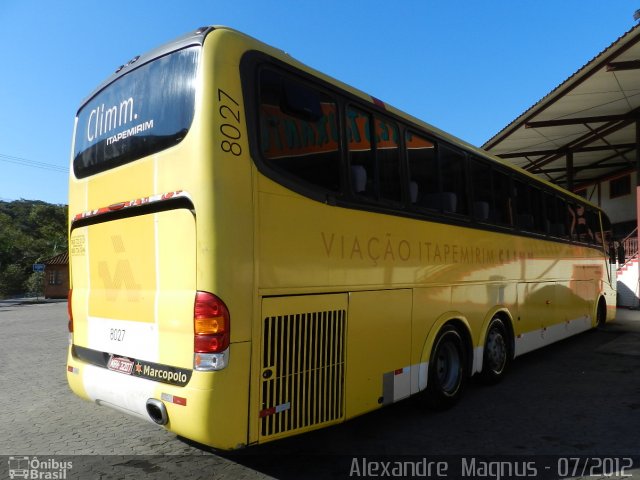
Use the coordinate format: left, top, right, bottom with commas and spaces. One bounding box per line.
43, 251, 69, 265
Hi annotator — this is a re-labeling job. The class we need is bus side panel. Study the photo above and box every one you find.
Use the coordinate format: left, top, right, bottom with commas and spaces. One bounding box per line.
515, 280, 592, 356
605, 282, 617, 322
411, 286, 451, 392
345, 289, 412, 419
515, 282, 551, 356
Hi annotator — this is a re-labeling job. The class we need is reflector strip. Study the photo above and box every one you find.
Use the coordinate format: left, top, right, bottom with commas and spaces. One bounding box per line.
259, 407, 275, 418
72, 190, 189, 222
67, 366, 79, 375
259, 402, 291, 418
383, 366, 411, 405
161, 392, 187, 406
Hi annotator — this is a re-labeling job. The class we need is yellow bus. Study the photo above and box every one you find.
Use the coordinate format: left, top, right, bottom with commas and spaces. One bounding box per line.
66, 26, 616, 450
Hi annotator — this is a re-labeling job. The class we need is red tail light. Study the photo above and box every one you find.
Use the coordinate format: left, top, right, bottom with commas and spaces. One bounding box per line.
67, 289, 73, 333
194, 291, 230, 353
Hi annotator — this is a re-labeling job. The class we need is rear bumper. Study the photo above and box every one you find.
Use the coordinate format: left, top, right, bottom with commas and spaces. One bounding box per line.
66, 341, 251, 449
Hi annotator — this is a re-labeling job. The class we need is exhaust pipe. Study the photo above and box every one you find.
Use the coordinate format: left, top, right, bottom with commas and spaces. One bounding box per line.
146, 398, 168, 425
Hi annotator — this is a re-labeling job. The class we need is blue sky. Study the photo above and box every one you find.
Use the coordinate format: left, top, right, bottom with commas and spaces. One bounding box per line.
0, 1, 637, 205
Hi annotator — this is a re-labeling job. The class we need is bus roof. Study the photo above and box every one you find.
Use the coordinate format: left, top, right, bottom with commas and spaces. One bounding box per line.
77, 26, 214, 112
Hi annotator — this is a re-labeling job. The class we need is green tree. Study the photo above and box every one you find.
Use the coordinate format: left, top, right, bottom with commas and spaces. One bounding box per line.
25, 271, 45, 297
0, 200, 67, 298
0, 263, 28, 297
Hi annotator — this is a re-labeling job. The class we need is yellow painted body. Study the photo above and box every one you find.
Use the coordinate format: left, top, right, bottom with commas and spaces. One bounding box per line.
67, 27, 615, 450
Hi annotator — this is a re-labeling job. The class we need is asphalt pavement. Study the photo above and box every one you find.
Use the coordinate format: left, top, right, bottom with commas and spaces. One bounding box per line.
1, 301, 640, 479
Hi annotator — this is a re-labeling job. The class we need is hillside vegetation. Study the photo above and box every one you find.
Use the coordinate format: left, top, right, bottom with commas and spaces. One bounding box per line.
0, 200, 67, 297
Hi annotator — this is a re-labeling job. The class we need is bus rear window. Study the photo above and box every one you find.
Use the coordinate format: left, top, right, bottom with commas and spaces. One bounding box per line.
73, 47, 200, 179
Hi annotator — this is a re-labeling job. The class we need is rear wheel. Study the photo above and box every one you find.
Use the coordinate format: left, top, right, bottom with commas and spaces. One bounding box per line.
426, 325, 467, 409
480, 317, 509, 384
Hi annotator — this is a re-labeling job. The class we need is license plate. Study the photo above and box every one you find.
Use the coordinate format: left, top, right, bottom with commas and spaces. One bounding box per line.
107, 356, 134, 375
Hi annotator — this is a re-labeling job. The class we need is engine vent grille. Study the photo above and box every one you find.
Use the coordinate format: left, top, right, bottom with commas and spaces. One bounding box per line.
260, 309, 346, 438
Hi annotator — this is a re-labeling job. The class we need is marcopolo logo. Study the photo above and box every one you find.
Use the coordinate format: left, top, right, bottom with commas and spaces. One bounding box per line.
7, 456, 72, 479
140, 363, 188, 384
133, 361, 190, 386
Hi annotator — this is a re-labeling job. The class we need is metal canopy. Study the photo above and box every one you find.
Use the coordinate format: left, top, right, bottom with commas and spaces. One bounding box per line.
483, 24, 640, 192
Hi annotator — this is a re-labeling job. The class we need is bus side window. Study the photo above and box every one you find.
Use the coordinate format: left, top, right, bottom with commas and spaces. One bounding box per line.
376, 117, 401, 203
586, 208, 600, 245
556, 197, 570, 240
602, 212, 613, 252
492, 170, 512, 226
439, 145, 468, 215
545, 193, 560, 237
514, 180, 533, 231
544, 193, 553, 235
406, 132, 437, 210
569, 203, 595, 243
470, 158, 492, 222
347, 107, 375, 200
259, 69, 341, 192
530, 187, 545, 233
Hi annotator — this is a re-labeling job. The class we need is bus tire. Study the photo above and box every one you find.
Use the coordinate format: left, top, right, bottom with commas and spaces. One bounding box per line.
425, 325, 467, 410
480, 316, 509, 384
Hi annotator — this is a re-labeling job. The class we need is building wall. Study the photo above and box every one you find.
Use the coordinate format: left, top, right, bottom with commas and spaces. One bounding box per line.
598, 173, 638, 225
44, 264, 69, 299
617, 258, 639, 308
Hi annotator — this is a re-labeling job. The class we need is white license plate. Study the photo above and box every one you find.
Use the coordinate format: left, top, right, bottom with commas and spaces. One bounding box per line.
107, 356, 134, 375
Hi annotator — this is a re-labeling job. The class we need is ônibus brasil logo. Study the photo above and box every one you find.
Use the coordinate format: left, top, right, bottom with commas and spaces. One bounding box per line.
7, 456, 72, 479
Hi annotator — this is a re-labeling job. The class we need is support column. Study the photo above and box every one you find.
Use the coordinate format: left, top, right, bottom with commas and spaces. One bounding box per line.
636, 118, 640, 187
636, 117, 640, 288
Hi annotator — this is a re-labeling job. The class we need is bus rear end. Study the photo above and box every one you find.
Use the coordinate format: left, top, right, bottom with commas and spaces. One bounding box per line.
66, 27, 252, 450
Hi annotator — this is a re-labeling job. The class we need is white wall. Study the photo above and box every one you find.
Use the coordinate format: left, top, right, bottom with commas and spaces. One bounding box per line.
592, 174, 637, 225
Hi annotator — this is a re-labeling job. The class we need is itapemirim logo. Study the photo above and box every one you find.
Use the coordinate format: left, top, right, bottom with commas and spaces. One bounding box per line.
7, 456, 72, 479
